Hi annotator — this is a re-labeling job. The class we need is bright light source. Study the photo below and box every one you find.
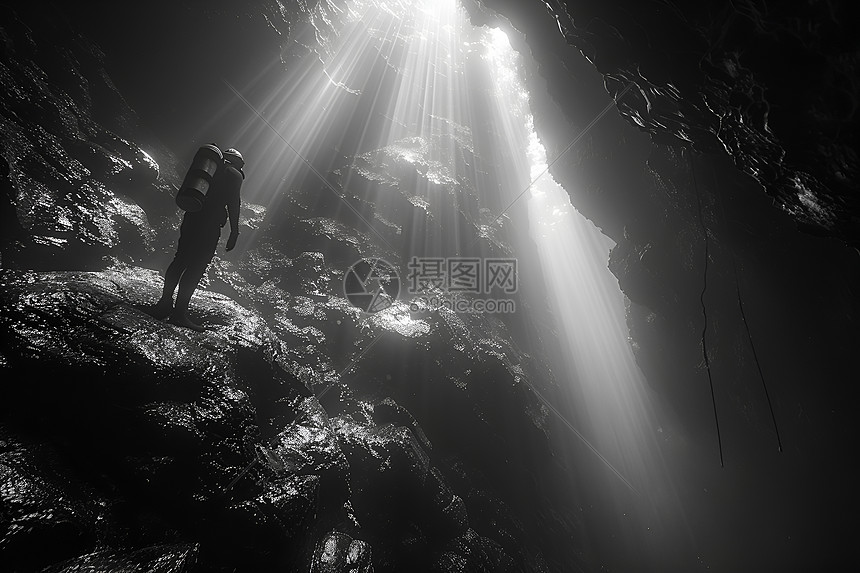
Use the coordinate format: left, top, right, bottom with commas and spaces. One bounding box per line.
490, 26, 510, 49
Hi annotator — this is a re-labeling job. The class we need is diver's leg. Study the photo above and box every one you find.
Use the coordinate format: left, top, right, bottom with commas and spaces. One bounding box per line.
168, 256, 209, 332
142, 254, 186, 319
162, 256, 185, 299
151, 256, 186, 316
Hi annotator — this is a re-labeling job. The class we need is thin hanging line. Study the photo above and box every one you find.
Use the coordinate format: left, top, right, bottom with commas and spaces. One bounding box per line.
735, 276, 783, 453
690, 150, 724, 468
710, 165, 783, 453
222, 78, 398, 255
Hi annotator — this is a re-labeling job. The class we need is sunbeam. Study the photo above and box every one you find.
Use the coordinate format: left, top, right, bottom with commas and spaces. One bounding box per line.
482, 28, 697, 568
463, 12, 697, 567
219, 0, 695, 566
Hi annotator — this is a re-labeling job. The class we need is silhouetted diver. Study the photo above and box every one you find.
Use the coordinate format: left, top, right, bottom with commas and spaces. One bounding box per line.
146, 146, 244, 331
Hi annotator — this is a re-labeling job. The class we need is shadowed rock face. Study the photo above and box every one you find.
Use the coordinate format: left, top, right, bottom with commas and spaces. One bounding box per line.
0, 6, 180, 271
0, 263, 571, 572
468, 0, 859, 248
41, 544, 200, 573
463, 0, 858, 436
460, 2, 858, 571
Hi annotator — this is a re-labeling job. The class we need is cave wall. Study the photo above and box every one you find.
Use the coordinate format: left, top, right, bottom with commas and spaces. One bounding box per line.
462, 1, 858, 569
486, 0, 859, 246
462, 0, 859, 437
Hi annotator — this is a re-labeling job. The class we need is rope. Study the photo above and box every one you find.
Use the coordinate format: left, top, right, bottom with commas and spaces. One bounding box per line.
710, 164, 783, 453
690, 150, 725, 468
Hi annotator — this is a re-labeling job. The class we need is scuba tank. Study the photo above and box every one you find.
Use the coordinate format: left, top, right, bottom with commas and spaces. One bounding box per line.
175, 143, 223, 212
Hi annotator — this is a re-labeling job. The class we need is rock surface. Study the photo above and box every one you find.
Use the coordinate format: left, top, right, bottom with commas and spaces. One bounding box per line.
0, 263, 572, 571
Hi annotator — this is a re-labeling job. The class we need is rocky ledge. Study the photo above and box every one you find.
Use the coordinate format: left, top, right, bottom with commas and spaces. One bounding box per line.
0, 264, 581, 572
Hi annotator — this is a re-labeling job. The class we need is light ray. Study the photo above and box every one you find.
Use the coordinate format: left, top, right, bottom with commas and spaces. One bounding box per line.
480, 24, 696, 565
209, 1, 696, 564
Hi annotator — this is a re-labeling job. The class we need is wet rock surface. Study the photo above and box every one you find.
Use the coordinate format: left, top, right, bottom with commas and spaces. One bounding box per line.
0, 7, 182, 271
0, 261, 576, 571
41, 544, 199, 573
0, 429, 102, 571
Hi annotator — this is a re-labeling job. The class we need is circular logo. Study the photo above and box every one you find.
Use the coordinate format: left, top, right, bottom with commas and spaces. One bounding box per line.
343, 258, 401, 313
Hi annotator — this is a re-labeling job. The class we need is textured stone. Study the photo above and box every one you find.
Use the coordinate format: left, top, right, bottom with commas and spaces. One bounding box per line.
0, 429, 101, 571
41, 543, 198, 573
311, 530, 374, 573
431, 528, 516, 573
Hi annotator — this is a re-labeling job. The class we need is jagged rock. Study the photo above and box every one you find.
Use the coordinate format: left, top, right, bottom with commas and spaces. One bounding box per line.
372, 398, 433, 456
260, 397, 351, 514
41, 543, 198, 573
0, 265, 355, 569
330, 415, 435, 552
311, 530, 374, 573
0, 7, 180, 270
294, 215, 395, 266
422, 467, 469, 539
431, 528, 516, 573
0, 428, 102, 572
348, 304, 551, 463
332, 416, 431, 497
235, 245, 331, 300
219, 474, 320, 558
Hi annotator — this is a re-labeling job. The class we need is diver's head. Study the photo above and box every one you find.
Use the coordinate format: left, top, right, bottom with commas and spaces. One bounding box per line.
223, 148, 245, 170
